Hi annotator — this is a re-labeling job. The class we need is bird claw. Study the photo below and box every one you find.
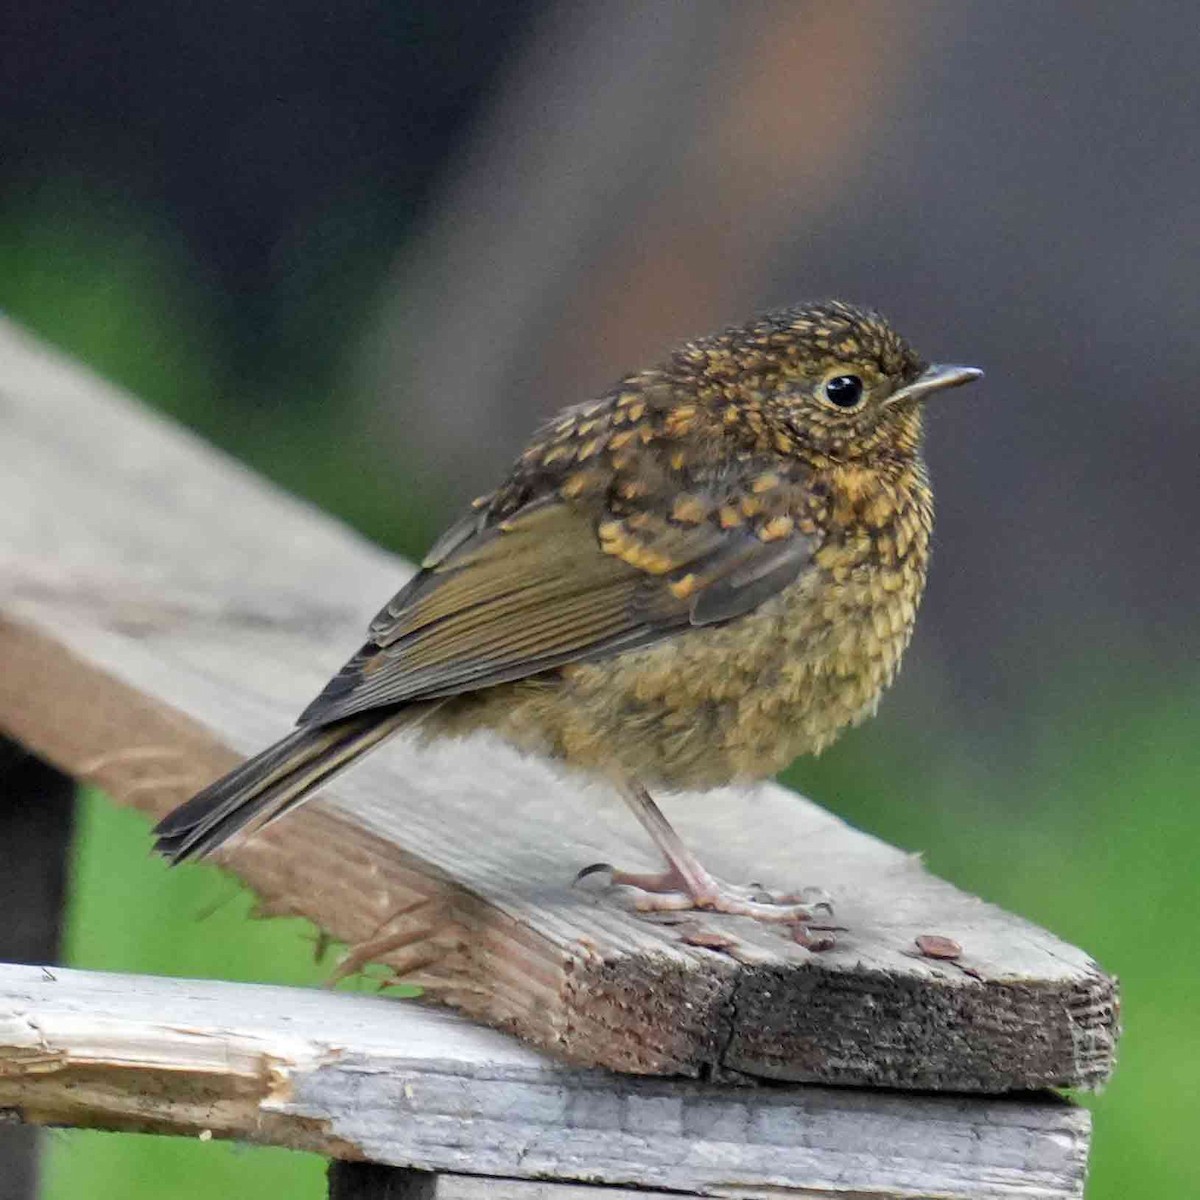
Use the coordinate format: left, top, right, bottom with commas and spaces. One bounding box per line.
574, 859, 834, 949
573, 861, 617, 889
586, 863, 833, 926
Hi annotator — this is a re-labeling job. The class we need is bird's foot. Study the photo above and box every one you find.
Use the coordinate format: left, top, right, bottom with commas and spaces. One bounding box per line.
576, 861, 832, 926
582, 783, 839, 950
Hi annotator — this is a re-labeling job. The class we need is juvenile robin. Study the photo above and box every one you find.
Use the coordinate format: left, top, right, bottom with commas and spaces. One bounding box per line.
154, 300, 980, 929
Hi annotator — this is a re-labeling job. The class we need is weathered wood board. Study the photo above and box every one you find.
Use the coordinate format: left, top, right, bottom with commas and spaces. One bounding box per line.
0, 964, 1092, 1200
0, 319, 1118, 1089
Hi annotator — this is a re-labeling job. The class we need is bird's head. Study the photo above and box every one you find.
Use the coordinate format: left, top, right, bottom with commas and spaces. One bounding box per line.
677, 300, 981, 465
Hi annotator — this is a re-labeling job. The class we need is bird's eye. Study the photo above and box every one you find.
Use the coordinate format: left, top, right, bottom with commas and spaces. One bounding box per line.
823, 374, 864, 409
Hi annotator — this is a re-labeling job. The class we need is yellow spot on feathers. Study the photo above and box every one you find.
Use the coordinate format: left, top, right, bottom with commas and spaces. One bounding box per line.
663, 406, 697, 437
759, 515, 795, 541
669, 573, 699, 599
671, 495, 707, 524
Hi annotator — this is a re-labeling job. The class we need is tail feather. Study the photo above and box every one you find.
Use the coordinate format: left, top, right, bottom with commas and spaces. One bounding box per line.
153, 707, 427, 863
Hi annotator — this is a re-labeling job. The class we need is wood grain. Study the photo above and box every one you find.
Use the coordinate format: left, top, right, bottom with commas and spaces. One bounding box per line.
0, 318, 1118, 1089
0, 964, 1091, 1200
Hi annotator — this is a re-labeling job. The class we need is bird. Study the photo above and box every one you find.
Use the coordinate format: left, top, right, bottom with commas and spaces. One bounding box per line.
153, 300, 980, 930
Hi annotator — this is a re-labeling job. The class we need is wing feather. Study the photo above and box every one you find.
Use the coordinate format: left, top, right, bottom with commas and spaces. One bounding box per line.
300, 472, 819, 727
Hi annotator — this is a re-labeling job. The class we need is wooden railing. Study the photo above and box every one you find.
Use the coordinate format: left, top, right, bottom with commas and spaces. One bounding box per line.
0, 320, 1117, 1198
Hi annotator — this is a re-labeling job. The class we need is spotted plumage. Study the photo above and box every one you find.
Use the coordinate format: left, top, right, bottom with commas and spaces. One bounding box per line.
154, 300, 979, 930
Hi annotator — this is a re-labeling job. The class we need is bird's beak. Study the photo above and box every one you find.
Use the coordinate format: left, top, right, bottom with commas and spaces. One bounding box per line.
888, 363, 983, 405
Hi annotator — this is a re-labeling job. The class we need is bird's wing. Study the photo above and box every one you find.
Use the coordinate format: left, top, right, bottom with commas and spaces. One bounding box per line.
298, 482, 818, 727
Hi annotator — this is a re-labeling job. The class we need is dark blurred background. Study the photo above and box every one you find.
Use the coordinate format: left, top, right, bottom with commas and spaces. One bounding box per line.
1, 3, 1196, 1197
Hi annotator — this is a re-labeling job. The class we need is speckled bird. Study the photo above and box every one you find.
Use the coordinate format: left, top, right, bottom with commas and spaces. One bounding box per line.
154, 301, 980, 928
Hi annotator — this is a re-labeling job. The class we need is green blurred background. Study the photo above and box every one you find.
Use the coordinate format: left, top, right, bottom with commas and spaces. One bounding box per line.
2, 3, 1197, 1197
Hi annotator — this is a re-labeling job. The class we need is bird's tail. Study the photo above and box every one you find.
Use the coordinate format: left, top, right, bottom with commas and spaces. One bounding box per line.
153, 707, 427, 864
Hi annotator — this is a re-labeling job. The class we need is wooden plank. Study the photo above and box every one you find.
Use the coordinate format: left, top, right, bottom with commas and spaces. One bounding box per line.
0, 318, 1118, 1090
0, 742, 76, 1200
0, 965, 1091, 1199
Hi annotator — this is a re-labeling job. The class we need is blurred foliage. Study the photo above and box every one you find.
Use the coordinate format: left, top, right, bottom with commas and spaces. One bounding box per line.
3, 184, 1195, 1200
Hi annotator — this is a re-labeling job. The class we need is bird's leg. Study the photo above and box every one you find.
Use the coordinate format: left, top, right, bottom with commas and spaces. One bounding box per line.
608, 781, 829, 925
